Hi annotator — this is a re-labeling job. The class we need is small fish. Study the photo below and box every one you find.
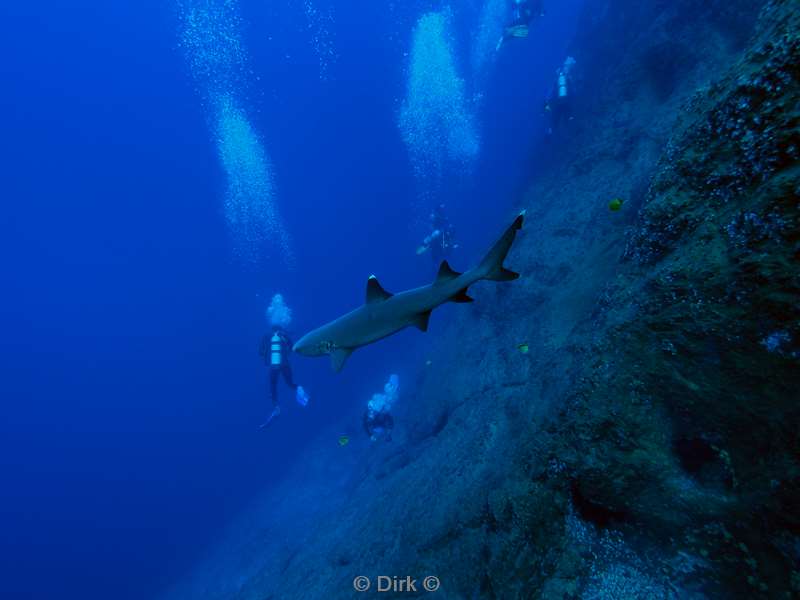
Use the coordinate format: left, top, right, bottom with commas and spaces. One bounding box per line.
338, 435, 349, 447
517, 343, 529, 354
608, 198, 624, 212
425, 360, 432, 366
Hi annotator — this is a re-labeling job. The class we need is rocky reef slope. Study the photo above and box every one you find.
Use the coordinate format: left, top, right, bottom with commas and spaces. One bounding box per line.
163, 1, 798, 598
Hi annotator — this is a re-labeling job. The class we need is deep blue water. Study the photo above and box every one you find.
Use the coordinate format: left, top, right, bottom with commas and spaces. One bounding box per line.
0, 1, 582, 597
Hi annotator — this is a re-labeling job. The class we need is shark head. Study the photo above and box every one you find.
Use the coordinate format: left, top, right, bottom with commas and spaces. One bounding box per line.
294, 329, 354, 372
293, 330, 334, 357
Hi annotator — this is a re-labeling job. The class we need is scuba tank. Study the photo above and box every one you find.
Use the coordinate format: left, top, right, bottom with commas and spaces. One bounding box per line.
270, 332, 282, 366
558, 70, 568, 98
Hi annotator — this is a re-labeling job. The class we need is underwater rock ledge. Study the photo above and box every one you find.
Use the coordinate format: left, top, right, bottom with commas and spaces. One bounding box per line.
558, 2, 800, 596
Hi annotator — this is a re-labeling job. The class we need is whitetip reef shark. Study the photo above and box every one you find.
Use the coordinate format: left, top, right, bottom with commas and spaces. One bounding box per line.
293, 211, 525, 372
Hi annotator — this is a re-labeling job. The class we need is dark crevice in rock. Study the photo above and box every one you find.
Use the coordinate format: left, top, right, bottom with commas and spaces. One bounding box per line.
479, 564, 496, 599
570, 481, 628, 528
673, 436, 716, 474
332, 555, 351, 567
429, 408, 449, 437
673, 435, 736, 491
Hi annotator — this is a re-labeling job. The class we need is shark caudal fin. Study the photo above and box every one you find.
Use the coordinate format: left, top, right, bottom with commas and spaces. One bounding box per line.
476, 210, 525, 282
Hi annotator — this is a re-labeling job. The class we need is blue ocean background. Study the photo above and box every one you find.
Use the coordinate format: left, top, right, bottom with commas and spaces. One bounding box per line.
1, 1, 583, 598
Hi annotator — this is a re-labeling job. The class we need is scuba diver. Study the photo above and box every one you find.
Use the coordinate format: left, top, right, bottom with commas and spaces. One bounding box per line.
497, 0, 546, 51
259, 294, 310, 429
544, 56, 577, 135
363, 374, 399, 442
417, 204, 458, 265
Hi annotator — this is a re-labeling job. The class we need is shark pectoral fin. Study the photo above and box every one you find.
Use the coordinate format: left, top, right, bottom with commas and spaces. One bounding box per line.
451, 289, 474, 303
414, 310, 432, 332
330, 348, 353, 372
435, 260, 462, 284
494, 268, 520, 281
366, 275, 393, 303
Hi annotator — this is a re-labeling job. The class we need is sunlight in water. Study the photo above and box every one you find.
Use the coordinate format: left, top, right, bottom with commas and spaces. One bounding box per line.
398, 9, 480, 186
178, 0, 292, 266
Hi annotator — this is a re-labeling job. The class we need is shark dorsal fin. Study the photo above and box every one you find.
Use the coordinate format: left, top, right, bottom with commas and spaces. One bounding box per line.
366, 275, 393, 304
435, 260, 461, 284
331, 347, 353, 372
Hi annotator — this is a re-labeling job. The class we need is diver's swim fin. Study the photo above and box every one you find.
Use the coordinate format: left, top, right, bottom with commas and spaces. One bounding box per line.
259, 406, 281, 430
296, 386, 309, 407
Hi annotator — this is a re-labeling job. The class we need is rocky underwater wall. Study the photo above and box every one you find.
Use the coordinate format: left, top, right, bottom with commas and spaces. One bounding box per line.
392, 1, 799, 598
162, 1, 799, 598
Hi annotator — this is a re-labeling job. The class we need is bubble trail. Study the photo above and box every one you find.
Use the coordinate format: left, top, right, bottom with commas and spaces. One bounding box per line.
471, 0, 506, 85
177, 0, 292, 267
214, 95, 292, 264
303, 0, 338, 82
398, 9, 480, 187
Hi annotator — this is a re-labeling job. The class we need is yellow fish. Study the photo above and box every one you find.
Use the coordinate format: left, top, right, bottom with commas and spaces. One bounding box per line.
609, 198, 624, 212
517, 343, 529, 354
338, 435, 349, 447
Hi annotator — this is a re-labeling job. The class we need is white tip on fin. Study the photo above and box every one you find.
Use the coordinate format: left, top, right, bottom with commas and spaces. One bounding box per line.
366, 275, 393, 303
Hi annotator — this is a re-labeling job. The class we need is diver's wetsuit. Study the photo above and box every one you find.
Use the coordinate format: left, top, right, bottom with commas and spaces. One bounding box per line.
550, 95, 572, 131
259, 328, 297, 407
510, 0, 544, 28
546, 63, 574, 133
363, 410, 394, 440
430, 231, 446, 265
511, 1, 533, 27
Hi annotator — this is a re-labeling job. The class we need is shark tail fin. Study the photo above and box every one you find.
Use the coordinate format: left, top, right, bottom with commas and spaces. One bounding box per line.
477, 211, 525, 282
